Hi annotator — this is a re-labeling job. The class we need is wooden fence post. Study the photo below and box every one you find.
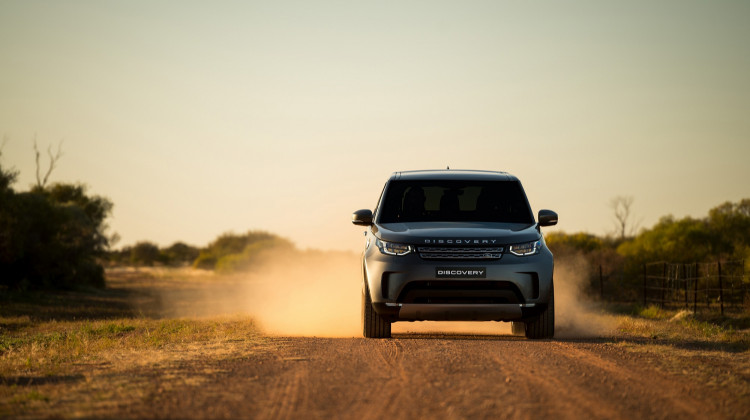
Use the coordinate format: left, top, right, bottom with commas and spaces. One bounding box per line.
643, 264, 647, 307
661, 263, 667, 308
718, 260, 724, 315
683, 263, 688, 309
693, 263, 699, 314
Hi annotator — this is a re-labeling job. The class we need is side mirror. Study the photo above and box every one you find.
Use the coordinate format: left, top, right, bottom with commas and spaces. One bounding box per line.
352, 209, 373, 226
538, 209, 558, 227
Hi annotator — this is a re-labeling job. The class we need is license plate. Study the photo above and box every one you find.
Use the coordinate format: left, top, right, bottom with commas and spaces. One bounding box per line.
436, 267, 487, 278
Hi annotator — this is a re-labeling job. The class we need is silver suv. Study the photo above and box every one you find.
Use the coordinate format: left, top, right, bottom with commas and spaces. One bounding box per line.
352, 170, 558, 339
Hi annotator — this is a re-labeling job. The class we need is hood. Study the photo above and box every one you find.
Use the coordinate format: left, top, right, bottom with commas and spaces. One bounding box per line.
374, 221, 540, 246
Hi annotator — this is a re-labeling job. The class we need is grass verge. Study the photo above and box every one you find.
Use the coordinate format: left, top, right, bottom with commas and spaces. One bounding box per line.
607, 303, 750, 399
0, 269, 266, 419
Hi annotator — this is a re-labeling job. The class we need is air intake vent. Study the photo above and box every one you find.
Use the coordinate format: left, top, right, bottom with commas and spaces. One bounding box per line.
418, 247, 504, 260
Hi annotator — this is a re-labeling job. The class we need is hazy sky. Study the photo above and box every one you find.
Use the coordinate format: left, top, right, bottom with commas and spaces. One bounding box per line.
1, 0, 749, 252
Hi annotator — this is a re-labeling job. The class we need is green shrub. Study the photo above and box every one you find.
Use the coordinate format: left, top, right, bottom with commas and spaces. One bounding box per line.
0, 156, 112, 290
129, 241, 161, 266
195, 231, 293, 272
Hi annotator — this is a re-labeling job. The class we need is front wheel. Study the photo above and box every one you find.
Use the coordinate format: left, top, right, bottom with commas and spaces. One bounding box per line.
524, 284, 555, 339
362, 284, 391, 338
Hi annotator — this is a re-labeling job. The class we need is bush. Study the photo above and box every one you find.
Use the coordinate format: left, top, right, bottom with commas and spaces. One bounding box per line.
162, 242, 200, 265
194, 231, 292, 272
215, 237, 294, 273
130, 241, 162, 266
0, 157, 112, 290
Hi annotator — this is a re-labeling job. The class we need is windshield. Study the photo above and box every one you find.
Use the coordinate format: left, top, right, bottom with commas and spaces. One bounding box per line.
378, 180, 534, 224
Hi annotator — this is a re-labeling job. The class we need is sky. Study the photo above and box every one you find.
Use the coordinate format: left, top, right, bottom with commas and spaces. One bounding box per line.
1, 0, 749, 253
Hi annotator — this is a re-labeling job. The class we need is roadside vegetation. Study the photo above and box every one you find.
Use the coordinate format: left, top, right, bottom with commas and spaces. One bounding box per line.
107, 240, 202, 267
1, 144, 113, 291
0, 271, 264, 418
611, 303, 750, 347
545, 198, 750, 301
609, 303, 750, 399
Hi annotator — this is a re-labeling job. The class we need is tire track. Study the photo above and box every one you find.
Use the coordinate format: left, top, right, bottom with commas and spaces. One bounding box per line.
257, 359, 310, 420
488, 345, 623, 419
549, 341, 721, 418
126, 335, 749, 419
357, 338, 408, 420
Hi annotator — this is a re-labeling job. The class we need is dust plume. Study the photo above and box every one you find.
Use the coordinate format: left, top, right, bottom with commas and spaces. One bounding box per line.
150, 248, 613, 339
238, 249, 362, 337
147, 248, 362, 337
553, 253, 616, 338
237, 247, 614, 338
236, 246, 515, 337
393, 252, 616, 338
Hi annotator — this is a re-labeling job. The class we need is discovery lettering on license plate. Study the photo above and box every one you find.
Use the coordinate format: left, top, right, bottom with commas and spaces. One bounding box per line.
436, 267, 487, 278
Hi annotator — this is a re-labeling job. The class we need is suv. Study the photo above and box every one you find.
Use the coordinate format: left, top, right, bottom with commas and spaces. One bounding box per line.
352, 170, 558, 339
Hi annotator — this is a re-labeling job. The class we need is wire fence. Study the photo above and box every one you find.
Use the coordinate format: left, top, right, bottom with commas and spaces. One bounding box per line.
640, 260, 747, 314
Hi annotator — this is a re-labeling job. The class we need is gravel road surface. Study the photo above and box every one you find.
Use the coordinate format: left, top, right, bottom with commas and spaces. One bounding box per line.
119, 334, 746, 420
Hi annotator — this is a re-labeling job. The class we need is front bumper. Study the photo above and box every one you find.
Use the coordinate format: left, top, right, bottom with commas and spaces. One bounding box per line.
363, 243, 554, 322
372, 302, 548, 322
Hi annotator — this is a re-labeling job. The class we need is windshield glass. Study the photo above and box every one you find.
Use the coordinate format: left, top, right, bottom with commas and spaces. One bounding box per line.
378, 180, 534, 224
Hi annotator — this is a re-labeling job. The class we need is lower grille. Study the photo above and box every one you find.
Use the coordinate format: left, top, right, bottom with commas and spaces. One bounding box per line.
397, 280, 523, 304
418, 247, 504, 260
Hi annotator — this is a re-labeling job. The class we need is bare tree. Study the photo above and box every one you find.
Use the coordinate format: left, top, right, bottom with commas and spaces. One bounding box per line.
610, 195, 639, 240
34, 137, 64, 189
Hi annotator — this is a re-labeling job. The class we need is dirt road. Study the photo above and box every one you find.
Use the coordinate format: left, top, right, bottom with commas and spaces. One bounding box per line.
115, 333, 746, 420
6, 270, 745, 419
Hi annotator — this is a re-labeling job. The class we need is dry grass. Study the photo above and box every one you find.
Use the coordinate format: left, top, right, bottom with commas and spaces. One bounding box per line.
0, 269, 268, 418
1, 316, 263, 375
1, 316, 268, 418
611, 304, 750, 398
613, 304, 750, 347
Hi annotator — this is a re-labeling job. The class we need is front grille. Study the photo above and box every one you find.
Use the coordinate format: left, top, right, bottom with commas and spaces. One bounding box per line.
397, 280, 523, 304
418, 247, 504, 260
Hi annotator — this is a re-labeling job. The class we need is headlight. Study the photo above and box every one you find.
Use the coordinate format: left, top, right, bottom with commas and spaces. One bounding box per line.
508, 240, 541, 256
376, 239, 413, 256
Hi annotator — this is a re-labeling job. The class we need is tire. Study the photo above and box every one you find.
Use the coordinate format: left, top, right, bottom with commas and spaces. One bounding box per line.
511, 321, 525, 336
362, 284, 391, 338
524, 284, 555, 339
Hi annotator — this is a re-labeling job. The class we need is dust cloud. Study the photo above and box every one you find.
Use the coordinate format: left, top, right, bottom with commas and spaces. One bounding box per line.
237, 249, 362, 337
554, 253, 616, 338
394, 252, 616, 338
152, 249, 613, 338
148, 248, 362, 336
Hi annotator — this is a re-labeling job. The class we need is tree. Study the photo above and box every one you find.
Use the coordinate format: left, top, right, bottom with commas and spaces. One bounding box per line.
130, 241, 162, 266
193, 230, 279, 269
162, 242, 199, 265
617, 215, 713, 265
193, 230, 291, 271
610, 196, 639, 240
0, 141, 113, 290
706, 199, 750, 258
545, 231, 604, 254
34, 138, 63, 189
0, 145, 20, 267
